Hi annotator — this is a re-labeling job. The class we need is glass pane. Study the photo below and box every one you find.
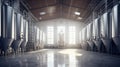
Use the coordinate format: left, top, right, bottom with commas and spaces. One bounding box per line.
47, 26, 54, 44
69, 26, 76, 44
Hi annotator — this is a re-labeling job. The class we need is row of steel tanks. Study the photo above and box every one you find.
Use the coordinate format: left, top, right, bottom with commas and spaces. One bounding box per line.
0, 4, 28, 55
80, 3, 120, 54
26, 20, 45, 51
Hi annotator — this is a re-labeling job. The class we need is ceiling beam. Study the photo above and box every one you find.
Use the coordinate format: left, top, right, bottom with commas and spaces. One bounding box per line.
30, 3, 86, 11
62, 3, 85, 10
30, 3, 58, 10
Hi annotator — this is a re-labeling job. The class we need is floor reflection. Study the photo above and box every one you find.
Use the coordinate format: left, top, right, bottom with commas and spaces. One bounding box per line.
55, 52, 68, 67
69, 54, 77, 67
47, 51, 54, 67
0, 49, 120, 67
58, 49, 83, 56
57, 49, 82, 67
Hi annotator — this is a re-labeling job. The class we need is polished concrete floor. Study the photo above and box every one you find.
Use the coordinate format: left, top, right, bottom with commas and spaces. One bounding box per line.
0, 49, 120, 67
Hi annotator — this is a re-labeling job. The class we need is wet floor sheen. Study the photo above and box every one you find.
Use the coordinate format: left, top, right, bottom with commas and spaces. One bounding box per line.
0, 49, 120, 67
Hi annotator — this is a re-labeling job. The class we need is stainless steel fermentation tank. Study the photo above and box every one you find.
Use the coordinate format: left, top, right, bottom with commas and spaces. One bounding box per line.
0, 0, 1, 53
101, 12, 113, 53
26, 21, 36, 51
112, 4, 120, 54
20, 19, 28, 52
81, 28, 90, 50
87, 23, 97, 51
79, 31, 82, 48
11, 14, 24, 53
1, 4, 15, 54
36, 27, 40, 49
33, 26, 39, 50
93, 18, 104, 52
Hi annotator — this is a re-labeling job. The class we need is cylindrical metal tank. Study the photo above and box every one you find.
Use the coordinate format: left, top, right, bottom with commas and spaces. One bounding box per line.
79, 31, 82, 48
39, 30, 42, 49
80, 29, 84, 49
112, 4, 120, 53
40, 30, 45, 48
0, 0, 2, 53
28, 25, 37, 50
87, 23, 96, 51
93, 18, 103, 52
33, 26, 37, 50
1, 4, 15, 54
101, 12, 112, 53
42, 32, 45, 48
87, 24, 91, 40
11, 13, 24, 53
32, 24, 36, 50
20, 19, 28, 52
26, 20, 35, 51
81, 27, 89, 50
34, 26, 40, 49
40, 30, 43, 48
37, 28, 40, 49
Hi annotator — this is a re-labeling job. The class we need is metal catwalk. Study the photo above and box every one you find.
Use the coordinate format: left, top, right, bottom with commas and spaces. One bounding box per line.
0, 49, 120, 67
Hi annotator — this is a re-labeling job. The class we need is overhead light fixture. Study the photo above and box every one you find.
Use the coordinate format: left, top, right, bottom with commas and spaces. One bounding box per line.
78, 17, 82, 20
40, 12, 46, 15
74, 11, 80, 15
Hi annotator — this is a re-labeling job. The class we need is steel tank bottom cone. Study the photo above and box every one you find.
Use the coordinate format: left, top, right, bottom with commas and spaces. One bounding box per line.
1, 38, 13, 52
93, 39, 104, 52
11, 39, 23, 52
87, 40, 97, 51
81, 41, 90, 51
112, 37, 120, 53
20, 41, 28, 52
101, 38, 112, 53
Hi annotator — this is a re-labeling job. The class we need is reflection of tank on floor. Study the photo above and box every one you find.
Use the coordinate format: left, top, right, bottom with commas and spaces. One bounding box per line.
58, 31, 65, 48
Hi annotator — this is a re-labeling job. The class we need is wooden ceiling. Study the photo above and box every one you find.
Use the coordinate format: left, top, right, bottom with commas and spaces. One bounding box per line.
24, 0, 100, 21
